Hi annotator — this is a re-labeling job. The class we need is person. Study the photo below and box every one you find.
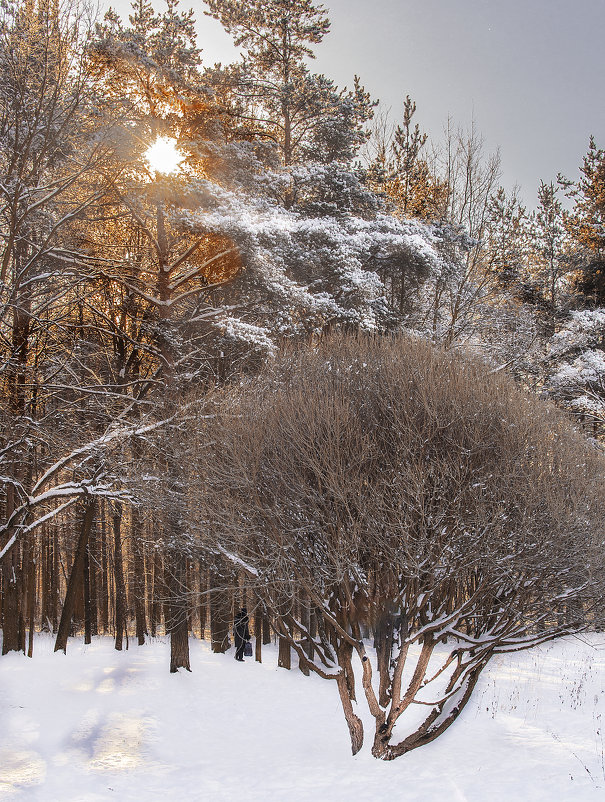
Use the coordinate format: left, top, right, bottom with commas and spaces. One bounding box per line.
233, 607, 250, 661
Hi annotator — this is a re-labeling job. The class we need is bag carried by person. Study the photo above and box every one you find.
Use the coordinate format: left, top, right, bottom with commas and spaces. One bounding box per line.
244, 641, 253, 657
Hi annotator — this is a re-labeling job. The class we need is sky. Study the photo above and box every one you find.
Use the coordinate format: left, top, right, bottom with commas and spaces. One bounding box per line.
108, 0, 605, 208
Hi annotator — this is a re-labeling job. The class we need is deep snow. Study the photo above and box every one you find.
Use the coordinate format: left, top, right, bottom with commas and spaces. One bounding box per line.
0, 633, 604, 801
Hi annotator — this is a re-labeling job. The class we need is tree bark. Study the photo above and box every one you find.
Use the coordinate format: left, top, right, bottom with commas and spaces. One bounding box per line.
99, 503, 109, 634
198, 564, 207, 639
132, 506, 147, 646
1, 484, 21, 655
88, 521, 98, 637
210, 573, 231, 653
54, 500, 95, 654
262, 614, 271, 646
254, 606, 262, 663
336, 672, 364, 756
83, 538, 92, 645
374, 607, 394, 707
278, 635, 291, 670
112, 503, 127, 651
167, 550, 191, 673
150, 549, 162, 638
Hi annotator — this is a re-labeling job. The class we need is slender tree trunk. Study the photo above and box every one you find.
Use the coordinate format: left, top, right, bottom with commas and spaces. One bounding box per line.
88, 522, 98, 637
299, 596, 312, 675
99, 503, 109, 634
132, 507, 147, 646
26, 538, 36, 658
40, 528, 50, 632
198, 564, 207, 639
374, 608, 394, 707
112, 503, 127, 651
4, 256, 30, 654
254, 606, 262, 663
150, 549, 162, 638
51, 526, 59, 632
83, 538, 92, 645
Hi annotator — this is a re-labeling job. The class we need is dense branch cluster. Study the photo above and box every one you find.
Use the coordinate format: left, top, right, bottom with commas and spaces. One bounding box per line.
195, 334, 604, 756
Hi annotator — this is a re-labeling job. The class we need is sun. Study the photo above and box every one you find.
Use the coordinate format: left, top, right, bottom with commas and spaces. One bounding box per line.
144, 136, 184, 175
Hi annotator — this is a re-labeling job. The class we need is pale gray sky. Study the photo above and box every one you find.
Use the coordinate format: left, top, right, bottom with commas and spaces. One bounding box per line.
109, 0, 605, 207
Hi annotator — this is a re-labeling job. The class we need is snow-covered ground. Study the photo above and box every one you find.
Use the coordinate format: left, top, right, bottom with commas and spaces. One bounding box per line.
1, 633, 604, 801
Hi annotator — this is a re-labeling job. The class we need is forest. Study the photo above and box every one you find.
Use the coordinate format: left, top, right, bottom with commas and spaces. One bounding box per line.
1, 0, 605, 760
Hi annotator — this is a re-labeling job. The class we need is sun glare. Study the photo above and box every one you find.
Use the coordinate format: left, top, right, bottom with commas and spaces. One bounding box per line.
144, 136, 184, 175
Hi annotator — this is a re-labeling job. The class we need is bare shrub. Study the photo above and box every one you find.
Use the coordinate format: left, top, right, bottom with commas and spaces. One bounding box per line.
194, 333, 605, 759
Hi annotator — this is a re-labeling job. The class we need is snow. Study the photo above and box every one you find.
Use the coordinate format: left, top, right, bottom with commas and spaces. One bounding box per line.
0, 634, 604, 800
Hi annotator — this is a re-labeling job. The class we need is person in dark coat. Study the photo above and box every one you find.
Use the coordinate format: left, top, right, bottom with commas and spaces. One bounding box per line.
233, 607, 250, 661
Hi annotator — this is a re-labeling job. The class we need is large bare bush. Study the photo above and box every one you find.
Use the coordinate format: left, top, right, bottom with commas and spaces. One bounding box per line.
195, 334, 605, 759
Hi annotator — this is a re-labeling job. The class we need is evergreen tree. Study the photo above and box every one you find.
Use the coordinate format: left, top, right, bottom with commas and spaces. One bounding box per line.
559, 137, 605, 306
485, 186, 529, 289
205, 0, 374, 166
367, 96, 447, 221
530, 180, 571, 320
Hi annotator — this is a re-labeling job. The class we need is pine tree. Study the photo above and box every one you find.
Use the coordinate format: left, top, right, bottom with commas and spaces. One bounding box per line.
367, 96, 447, 221
530, 180, 571, 320
485, 187, 529, 289
205, 0, 373, 166
559, 137, 605, 306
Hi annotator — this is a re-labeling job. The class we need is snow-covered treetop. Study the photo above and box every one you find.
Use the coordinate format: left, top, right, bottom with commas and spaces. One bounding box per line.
176, 169, 445, 343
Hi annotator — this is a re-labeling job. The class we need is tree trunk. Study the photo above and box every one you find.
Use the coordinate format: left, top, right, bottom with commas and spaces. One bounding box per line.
210, 573, 231, 653
40, 527, 50, 632
99, 503, 109, 634
262, 614, 271, 646
112, 503, 127, 651
1, 484, 21, 655
198, 564, 207, 639
150, 549, 162, 638
374, 608, 394, 707
54, 500, 95, 654
132, 507, 147, 646
338, 642, 356, 701
254, 607, 262, 663
278, 635, 291, 670
299, 598, 312, 675
336, 672, 364, 756
83, 538, 92, 645
167, 550, 191, 673
88, 521, 98, 637
26, 536, 36, 658
51, 526, 59, 632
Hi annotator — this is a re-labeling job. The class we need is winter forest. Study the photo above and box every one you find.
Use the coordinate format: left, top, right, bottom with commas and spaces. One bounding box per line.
1, 0, 605, 776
